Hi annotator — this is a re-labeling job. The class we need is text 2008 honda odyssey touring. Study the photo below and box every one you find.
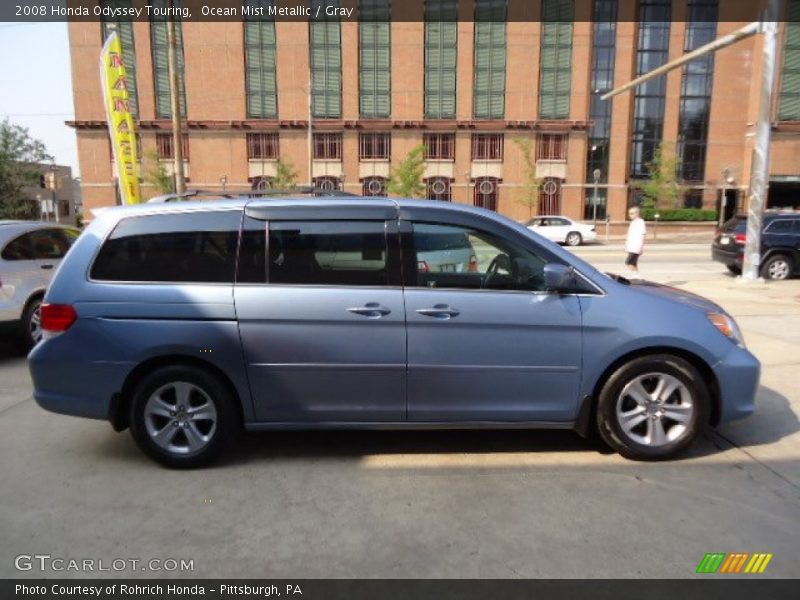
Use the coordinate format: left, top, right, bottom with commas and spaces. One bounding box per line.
30, 197, 759, 467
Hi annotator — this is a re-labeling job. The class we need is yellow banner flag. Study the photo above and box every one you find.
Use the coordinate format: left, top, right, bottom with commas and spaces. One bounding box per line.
100, 31, 141, 205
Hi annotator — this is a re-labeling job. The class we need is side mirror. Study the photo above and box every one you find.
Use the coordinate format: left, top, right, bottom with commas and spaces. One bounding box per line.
543, 263, 576, 293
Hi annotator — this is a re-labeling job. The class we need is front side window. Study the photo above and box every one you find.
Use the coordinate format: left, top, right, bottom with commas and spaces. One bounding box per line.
91, 212, 241, 283
410, 222, 547, 291
269, 221, 388, 286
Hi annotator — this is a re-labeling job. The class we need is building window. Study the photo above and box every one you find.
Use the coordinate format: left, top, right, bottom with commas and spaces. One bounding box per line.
537, 134, 567, 160
425, 0, 458, 119
249, 176, 274, 192
539, 0, 574, 119
362, 176, 388, 196
156, 133, 189, 160
473, 0, 507, 119
584, 188, 608, 220
150, 0, 187, 119
586, 0, 617, 185
629, 0, 672, 178
426, 177, 452, 201
109, 134, 142, 161
313, 133, 343, 159
247, 133, 279, 160
423, 133, 455, 159
359, 133, 391, 160
244, 1, 278, 119
678, 1, 717, 182
778, 0, 800, 120
360, 0, 391, 118
473, 177, 500, 211
539, 178, 562, 215
684, 189, 704, 209
471, 134, 503, 160
312, 176, 342, 191
310, 0, 342, 118
101, 2, 138, 117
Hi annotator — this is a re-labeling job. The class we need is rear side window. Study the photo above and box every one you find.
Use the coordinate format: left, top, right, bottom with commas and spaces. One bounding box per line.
765, 219, 793, 234
1, 233, 35, 260
268, 221, 388, 286
91, 212, 241, 283
29, 229, 72, 259
723, 217, 747, 234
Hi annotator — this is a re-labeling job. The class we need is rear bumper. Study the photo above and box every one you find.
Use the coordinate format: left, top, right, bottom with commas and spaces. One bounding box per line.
711, 245, 742, 267
713, 344, 760, 423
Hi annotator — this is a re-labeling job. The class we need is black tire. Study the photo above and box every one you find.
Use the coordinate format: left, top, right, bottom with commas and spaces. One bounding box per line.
760, 254, 792, 281
726, 264, 741, 276
20, 296, 43, 351
596, 354, 710, 460
565, 231, 583, 247
129, 365, 240, 468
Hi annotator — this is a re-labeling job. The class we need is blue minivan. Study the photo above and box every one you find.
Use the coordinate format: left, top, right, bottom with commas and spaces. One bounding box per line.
29, 197, 760, 467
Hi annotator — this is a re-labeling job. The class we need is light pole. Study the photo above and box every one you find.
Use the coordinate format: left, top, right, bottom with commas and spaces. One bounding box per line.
220, 174, 227, 193
464, 172, 471, 204
49, 162, 59, 223
592, 168, 601, 230
719, 167, 730, 228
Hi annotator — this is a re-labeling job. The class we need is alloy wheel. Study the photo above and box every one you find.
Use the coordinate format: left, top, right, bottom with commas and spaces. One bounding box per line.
143, 381, 218, 455
615, 372, 694, 447
29, 304, 42, 343
767, 259, 790, 281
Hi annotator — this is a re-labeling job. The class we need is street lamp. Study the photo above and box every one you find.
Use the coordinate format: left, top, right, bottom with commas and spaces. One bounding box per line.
592, 168, 601, 229
464, 171, 471, 203
719, 167, 732, 228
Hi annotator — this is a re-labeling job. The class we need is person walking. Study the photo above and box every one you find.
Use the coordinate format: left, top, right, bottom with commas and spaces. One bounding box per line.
625, 206, 647, 275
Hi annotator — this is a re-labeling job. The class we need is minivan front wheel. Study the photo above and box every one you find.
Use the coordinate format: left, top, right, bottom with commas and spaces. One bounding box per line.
129, 365, 239, 468
596, 355, 709, 460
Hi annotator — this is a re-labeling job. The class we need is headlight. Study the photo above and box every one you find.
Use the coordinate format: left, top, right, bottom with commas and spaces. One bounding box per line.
708, 312, 745, 347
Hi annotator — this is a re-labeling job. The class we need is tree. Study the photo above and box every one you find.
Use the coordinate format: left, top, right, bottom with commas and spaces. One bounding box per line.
387, 145, 426, 198
511, 136, 542, 217
271, 159, 298, 190
142, 149, 174, 197
633, 142, 685, 210
0, 119, 53, 219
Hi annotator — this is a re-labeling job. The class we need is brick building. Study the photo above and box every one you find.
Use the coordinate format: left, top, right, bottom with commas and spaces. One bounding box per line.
68, 0, 800, 221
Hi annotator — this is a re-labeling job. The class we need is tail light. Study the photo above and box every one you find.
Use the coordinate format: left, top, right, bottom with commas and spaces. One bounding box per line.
41, 303, 77, 334
468, 255, 479, 272
417, 261, 430, 273
734, 233, 747, 245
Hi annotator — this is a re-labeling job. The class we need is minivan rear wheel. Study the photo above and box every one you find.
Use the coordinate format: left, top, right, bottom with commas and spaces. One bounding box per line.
129, 365, 239, 468
596, 354, 710, 460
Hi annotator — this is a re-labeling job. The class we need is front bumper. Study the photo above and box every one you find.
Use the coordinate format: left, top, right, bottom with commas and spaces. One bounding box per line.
713, 343, 760, 423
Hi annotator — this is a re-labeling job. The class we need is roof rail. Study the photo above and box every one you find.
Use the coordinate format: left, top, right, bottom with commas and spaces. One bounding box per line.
146, 187, 359, 203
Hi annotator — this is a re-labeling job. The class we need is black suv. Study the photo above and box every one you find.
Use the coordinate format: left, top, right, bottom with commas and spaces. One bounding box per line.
712, 211, 800, 280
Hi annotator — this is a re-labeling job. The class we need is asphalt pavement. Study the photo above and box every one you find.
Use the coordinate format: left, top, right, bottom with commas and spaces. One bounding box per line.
1, 244, 798, 579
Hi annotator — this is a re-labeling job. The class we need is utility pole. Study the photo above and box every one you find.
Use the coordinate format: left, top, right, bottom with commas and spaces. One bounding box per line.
601, 0, 782, 281
167, 1, 186, 194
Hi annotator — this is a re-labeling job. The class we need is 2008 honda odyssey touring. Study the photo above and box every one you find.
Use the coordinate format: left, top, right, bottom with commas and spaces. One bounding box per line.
29, 197, 760, 467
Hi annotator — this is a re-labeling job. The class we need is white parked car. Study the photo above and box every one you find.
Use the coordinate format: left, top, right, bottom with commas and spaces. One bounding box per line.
526, 216, 598, 246
0, 221, 80, 349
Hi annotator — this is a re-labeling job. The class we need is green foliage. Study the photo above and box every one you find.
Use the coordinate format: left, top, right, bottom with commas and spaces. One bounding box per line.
272, 159, 298, 190
387, 145, 426, 198
142, 149, 174, 197
511, 136, 541, 214
0, 119, 53, 220
74, 211, 84, 228
632, 143, 686, 209
640, 208, 718, 222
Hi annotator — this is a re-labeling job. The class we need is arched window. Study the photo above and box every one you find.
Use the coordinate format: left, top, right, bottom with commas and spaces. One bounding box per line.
539, 177, 561, 215
362, 176, 387, 197
473, 177, 500, 211
312, 176, 342, 193
426, 177, 451, 201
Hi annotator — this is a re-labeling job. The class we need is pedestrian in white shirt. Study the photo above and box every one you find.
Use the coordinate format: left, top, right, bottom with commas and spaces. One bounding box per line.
625, 207, 647, 275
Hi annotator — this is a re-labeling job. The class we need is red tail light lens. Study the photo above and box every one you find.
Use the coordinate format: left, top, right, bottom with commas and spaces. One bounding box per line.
41, 303, 77, 333
734, 233, 747, 245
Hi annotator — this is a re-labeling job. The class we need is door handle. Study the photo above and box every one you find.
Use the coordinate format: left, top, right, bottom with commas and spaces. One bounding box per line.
347, 302, 391, 319
40, 264, 54, 270
416, 304, 460, 319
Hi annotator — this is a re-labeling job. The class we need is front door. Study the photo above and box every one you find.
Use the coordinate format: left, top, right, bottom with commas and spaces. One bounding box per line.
235, 215, 406, 422
402, 215, 583, 422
